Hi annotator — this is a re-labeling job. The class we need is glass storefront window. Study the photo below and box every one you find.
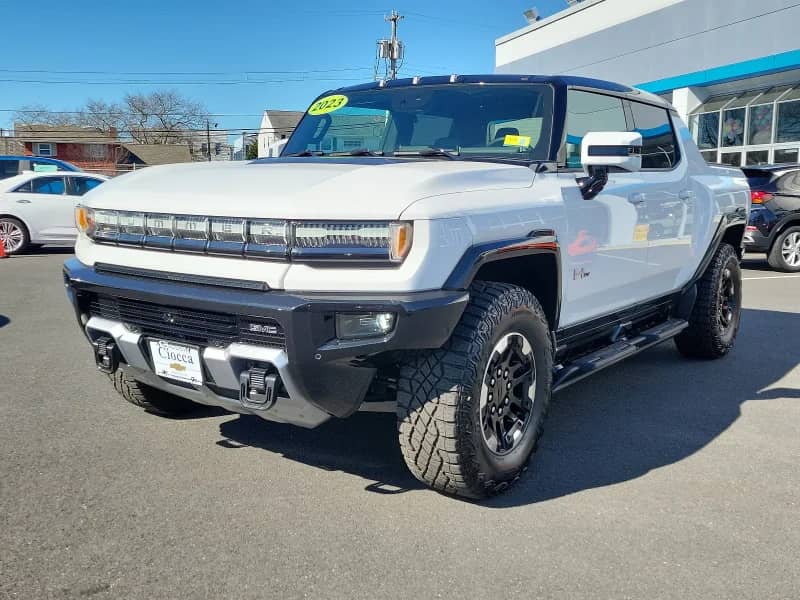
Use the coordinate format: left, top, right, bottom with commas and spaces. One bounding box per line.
747, 104, 773, 145
745, 150, 769, 165
720, 152, 741, 166
700, 150, 717, 163
693, 112, 719, 149
722, 108, 745, 146
776, 100, 800, 143
774, 148, 799, 164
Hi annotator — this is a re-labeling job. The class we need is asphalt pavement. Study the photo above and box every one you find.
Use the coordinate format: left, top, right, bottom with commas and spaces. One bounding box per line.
1, 250, 798, 599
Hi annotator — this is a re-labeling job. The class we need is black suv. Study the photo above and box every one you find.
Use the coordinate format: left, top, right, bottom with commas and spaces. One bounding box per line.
743, 164, 800, 272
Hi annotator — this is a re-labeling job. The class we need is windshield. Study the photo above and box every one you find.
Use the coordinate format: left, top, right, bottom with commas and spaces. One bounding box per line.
283, 83, 554, 162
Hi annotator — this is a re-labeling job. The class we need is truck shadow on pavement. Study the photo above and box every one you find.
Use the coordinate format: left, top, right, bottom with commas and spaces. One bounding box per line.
218, 308, 798, 504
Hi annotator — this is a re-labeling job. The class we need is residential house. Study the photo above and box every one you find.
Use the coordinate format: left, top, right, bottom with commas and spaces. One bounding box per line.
258, 110, 304, 158
13, 124, 122, 172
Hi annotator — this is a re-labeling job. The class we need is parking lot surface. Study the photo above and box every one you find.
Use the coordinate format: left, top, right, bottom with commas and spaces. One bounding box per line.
1, 250, 798, 599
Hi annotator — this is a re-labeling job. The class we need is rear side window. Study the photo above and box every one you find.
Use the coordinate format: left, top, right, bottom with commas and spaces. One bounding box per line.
564, 90, 627, 168
71, 177, 104, 196
629, 102, 680, 169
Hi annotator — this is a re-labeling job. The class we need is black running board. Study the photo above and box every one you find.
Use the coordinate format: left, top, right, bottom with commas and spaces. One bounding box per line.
552, 318, 688, 392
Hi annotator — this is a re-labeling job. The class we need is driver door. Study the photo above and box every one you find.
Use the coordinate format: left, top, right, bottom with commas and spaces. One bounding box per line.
558, 89, 651, 327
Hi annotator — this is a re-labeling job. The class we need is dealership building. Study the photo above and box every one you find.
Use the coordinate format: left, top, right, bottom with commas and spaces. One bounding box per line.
495, 0, 800, 166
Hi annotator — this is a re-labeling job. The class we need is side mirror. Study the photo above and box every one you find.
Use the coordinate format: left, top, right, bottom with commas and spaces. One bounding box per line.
578, 131, 642, 200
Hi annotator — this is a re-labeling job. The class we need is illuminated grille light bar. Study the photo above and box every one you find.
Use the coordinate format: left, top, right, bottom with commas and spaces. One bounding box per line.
80, 209, 411, 264
294, 222, 390, 249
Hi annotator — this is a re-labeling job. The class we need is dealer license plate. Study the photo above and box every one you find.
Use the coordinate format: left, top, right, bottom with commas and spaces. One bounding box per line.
149, 339, 203, 384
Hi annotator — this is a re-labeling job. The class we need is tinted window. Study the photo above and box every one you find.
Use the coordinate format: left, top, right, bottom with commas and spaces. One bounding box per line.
629, 102, 680, 169
71, 177, 103, 196
564, 90, 627, 168
12, 180, 33, 192
30, 176, 66, 195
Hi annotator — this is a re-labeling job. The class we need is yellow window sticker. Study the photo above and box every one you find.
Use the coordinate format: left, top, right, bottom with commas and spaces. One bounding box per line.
308, 94, 349, 116
503, 134, 532, 148
633, 224, 650, 242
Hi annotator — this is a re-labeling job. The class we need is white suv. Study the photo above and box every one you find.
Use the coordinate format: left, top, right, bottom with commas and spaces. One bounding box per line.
63, 75, 749, 498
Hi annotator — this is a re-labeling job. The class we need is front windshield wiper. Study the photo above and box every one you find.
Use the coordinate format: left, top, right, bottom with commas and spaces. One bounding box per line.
282, 150, 327, 157
392, 148, 461, 160
328, 148, 385, 157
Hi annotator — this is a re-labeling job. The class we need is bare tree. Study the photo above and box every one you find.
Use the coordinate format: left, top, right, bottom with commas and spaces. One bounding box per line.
12, 104, 75, 128
13, 90, 210, 144
121, 91, 209, 144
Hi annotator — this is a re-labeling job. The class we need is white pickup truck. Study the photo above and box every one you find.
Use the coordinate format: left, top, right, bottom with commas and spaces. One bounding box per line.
64, 75, 749, 498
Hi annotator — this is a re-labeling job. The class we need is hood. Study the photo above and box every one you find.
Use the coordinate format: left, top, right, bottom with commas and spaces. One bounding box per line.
85, 158, 536, 220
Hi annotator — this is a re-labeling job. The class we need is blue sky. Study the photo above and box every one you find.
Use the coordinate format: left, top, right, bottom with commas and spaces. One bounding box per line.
0, 0, 566, 135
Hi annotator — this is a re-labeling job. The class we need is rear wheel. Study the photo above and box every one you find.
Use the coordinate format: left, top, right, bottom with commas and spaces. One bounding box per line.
0, 217, 29, 255
767, 226, 800, 272
109, 370, 198, 416
396, 282, 553, 499
675, 243, 742, 359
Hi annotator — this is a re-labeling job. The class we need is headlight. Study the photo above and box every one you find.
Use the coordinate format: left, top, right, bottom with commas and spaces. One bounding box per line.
93, 210, 119, 241
293, 221, 413, 263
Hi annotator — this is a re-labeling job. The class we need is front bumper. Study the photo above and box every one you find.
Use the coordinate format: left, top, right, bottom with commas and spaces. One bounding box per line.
63, 258, 468, 426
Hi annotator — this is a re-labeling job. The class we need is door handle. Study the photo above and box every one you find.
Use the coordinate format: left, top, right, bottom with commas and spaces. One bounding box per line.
678, 190, 692, 200
16, 199, 31, 204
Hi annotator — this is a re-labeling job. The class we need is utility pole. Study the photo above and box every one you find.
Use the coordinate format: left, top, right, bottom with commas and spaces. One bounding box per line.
206, 119, 212, 162
376, 10, 404, 80
386, 11, 403, 80
242, 131, 246, 161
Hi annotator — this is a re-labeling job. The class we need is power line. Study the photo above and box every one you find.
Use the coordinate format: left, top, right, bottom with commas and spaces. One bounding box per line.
0, 76, 368, 85
0, 66, 373, 76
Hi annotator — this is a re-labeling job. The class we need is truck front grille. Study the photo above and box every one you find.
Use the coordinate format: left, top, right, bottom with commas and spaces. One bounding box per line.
87, 294, 286, 349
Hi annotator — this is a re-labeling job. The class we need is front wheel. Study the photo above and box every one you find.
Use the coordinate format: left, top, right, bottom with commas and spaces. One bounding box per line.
675, 243, 742, 359
396, 282, 553, 499
767, 226, 800, 272
0, 217, 29, 255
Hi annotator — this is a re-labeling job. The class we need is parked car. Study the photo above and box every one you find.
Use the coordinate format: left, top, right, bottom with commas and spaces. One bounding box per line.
0, 155, 81, 180
0, 171, 108, 254
63, 75, 749, 499
742, 164, 800, 271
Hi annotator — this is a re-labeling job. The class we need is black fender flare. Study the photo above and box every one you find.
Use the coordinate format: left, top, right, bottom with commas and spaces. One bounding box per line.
443, 229, 562, 330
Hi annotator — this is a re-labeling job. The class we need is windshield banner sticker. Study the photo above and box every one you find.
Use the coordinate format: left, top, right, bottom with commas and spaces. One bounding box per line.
308, 94, 349, 116
502, 134, 531, 148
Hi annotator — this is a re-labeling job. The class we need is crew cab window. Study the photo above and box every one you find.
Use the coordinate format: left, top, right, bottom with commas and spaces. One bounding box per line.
70, 177, 104, 196
629, 102, 680, 169
564, 90, 627, 168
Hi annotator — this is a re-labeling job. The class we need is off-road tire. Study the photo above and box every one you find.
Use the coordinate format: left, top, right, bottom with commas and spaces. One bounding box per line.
109, 370, 198, 416
396, 282, 553, 499
675, 242, 742, 359
0, 217, 29, 255
767, 225, 800, 272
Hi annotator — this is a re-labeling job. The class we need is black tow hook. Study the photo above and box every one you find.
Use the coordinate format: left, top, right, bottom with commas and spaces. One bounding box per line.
239, 367, 279, 410
92, 336, 119, 374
